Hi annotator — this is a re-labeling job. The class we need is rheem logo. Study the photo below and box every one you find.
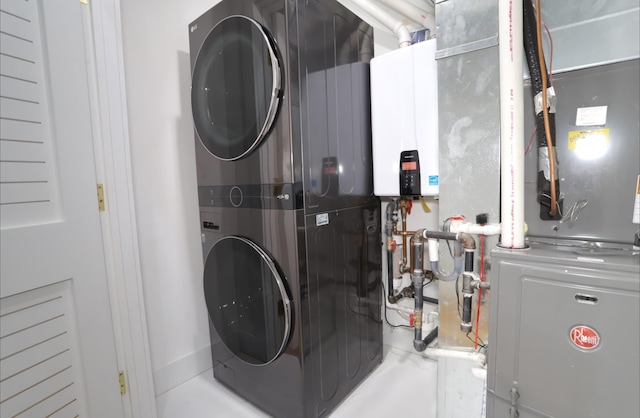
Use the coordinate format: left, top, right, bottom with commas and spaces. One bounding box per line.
570, 325, 600, 350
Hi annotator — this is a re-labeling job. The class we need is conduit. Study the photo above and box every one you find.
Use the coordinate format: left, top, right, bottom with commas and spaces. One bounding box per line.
350, 0, 412, 47
498, 0, 526, 249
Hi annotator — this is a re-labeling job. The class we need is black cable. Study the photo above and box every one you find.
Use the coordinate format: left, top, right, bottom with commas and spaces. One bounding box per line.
382, 280, 413, 330
466, 331, 487, 349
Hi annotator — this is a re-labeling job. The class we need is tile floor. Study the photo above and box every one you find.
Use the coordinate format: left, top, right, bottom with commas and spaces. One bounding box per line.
156, 346, 437, 418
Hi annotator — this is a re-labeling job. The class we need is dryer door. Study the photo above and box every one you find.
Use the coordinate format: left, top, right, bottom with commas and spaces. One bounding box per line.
204, 236, 292, 365
191, 15, 283, 161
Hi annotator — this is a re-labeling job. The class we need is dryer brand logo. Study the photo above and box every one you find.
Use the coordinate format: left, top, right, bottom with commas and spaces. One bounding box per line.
190, 24, 198, 33
570, 325, 600, 350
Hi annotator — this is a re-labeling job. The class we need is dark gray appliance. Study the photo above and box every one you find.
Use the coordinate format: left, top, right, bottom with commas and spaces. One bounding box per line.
189, 1, 382, 417
200, 203, 382, 418
487, 241, 640, 417
487, 59, 640, 417
523, 60, 640, 244
189, 0, 375, 212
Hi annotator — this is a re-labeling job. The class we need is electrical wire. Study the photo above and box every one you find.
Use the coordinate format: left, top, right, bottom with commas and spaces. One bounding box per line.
535, 0, 557, 216
467, 332, 487, 349
561, 199, 588, 224
382, 278, 413, 330
540, 195, 589, 226
525, 7, 553, 156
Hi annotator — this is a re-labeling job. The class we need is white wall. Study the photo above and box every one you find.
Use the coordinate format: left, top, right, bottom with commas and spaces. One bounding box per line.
119, 0, 222, 395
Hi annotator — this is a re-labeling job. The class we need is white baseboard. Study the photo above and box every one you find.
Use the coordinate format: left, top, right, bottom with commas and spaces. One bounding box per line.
153, 346, 213, 396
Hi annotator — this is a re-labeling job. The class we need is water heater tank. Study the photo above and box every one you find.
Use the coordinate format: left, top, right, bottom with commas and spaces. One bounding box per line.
371, 39, 438, 197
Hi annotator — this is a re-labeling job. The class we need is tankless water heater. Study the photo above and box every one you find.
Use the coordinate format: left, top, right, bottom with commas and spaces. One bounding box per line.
370, 39, 438, 197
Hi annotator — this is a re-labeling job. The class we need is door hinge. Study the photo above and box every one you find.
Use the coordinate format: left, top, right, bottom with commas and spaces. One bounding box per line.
509, 386, 520, 417
97, 184, 105, 212
119, 371, 127, 395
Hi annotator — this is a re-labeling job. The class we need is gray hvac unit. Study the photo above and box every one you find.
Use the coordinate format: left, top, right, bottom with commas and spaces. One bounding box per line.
487, 241, 640, 417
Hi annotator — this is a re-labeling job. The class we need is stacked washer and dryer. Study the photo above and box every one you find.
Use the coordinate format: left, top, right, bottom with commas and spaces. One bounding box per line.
188, 1, 382, 417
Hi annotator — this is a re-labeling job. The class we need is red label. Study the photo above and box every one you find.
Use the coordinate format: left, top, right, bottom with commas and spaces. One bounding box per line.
570, 325, 600, 350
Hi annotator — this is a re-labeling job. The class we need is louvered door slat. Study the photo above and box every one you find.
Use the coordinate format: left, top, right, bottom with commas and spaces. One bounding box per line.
0, 77, 39, 106
0, 0, 59, 229
0, 135, 46, 163
1, 0, 31, 18
0, 162, 48, 183
0, 282, 81, 418
0, 119, 43, 141
1, 31, 36, 63
0, 54, 38, 82
1, 97, 41, 123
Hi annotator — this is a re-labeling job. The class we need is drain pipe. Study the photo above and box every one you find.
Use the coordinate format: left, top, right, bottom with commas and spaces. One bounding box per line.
376, 0, 436, 38
412, 230, 476, 351
350, 0, 412, 48
498, 0, 526, 249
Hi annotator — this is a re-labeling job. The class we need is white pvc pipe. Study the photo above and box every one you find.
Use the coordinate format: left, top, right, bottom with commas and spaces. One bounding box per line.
350, 0, 412, 47
428, 239, 439, 262
376, 0, 436, 38
421, 348, 487, 365
498, 0, 526, 249
450, 222, 502, 236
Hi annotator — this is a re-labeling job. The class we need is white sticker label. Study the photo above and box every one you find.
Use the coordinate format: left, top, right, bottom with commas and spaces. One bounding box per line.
575, 106, 608, 126
316, 213, 329, 226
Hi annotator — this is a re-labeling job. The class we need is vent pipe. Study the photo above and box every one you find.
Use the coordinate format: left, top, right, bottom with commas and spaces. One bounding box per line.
498, 0, 526, 249
349, 0, 412, 47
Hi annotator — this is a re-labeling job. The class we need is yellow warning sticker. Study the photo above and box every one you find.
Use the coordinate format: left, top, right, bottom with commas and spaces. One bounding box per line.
568, 129, 609, 150
568, 129, 610, 159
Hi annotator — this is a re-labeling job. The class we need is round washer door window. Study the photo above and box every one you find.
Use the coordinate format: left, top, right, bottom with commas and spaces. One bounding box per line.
191, 15, 282, 161
203, 236, 292, 365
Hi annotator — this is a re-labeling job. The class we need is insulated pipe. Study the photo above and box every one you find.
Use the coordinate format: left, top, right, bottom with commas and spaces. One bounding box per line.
498, 0, 526, 249
411, 232, 427, 351
350, 0, 412, 47
523, 0, 560, 220
376, 0, 436, 38
385, 201, 398, 300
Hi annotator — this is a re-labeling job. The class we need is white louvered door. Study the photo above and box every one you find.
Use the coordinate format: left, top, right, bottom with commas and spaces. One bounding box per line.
0, 0, 124, 417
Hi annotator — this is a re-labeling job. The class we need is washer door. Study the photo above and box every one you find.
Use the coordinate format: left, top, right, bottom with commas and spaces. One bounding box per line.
204, 236, 292, 365
191, 15, 283, 161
